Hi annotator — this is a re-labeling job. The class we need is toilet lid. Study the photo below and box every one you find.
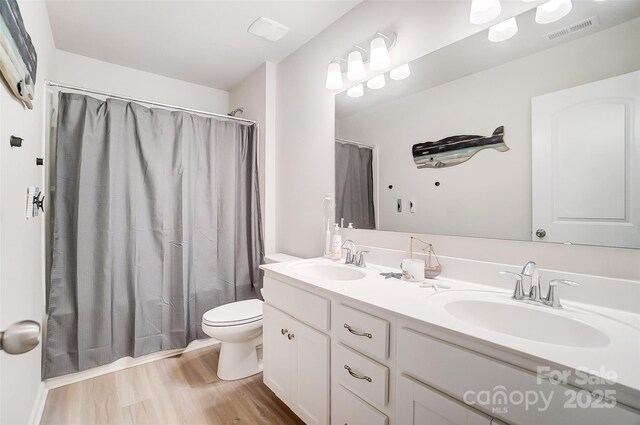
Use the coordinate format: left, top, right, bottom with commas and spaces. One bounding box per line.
202, 299, 263, 327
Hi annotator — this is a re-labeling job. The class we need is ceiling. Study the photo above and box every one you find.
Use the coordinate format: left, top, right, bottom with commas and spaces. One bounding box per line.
336, 0, 640, 118
46, 0, 360, 91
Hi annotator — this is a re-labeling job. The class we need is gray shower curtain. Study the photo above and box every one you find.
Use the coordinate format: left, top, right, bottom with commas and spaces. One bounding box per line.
335, 141, 376, 230
44, 93, 263, 378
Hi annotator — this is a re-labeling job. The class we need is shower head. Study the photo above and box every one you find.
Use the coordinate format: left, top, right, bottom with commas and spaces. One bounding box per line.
228, 107, 244, 117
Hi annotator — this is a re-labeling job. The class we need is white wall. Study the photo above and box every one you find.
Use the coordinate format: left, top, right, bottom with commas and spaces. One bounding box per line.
0, 1, 56, 423
52, 50, 229, 113
275, 1, 640, 280
229, 62, 277, 254
337, 19, 640, 241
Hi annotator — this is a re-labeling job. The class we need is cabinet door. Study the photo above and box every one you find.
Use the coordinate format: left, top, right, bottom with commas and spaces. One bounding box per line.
290, 317, 330, 425
263, 304, 293, 403
397, 375, 492, 425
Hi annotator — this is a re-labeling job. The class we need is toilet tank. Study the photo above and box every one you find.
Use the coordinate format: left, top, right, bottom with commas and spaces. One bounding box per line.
263, 253, 301, 264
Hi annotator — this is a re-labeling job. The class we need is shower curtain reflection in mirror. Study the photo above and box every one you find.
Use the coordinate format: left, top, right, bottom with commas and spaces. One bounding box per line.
335, 139, 377, 230
44, 92, 264, 379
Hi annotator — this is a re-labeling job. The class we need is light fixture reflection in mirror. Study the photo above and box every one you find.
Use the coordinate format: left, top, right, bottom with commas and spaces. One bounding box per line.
347, 84, 364, 98
367, 74, 386, 90
488, 17, 518, 42
390, 63, 411, 80
469, 0, 502, 24
347, 51, 366, 81
536, 0, 573, 24
325, 62, 343, 90
370, 36, 391, 70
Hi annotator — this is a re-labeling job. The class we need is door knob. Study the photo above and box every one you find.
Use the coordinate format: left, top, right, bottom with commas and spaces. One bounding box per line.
535, 229, 546, 238
0, 320, 41, 355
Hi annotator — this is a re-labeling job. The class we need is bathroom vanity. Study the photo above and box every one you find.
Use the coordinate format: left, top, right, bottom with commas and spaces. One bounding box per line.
260, 258, 640, 425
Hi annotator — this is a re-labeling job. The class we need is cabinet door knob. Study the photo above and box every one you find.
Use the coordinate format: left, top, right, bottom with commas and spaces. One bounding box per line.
281, 328, 288, 335
535, 229, 546, 238
287, 333, 295, 340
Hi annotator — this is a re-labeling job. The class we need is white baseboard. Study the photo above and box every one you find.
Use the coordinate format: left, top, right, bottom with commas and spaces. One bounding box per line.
28, 382, 49, 425
45, 338, 220, 390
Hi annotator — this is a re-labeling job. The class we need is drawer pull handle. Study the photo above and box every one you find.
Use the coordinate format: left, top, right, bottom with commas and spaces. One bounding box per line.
344, 365, 372, 382
344, 324, 372, 339
281, 328, 288, 335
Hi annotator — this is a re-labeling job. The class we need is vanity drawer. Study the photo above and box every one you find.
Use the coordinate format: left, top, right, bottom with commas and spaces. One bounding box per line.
332, 385, 388, 425
334, 343, 389, 408
334, 303, 389, 361
398, 328, 640, 425
263, 277, 330, 332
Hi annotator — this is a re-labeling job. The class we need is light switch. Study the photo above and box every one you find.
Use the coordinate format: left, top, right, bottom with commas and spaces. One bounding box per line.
397, 198, 402, 213
410, 200, 416, 213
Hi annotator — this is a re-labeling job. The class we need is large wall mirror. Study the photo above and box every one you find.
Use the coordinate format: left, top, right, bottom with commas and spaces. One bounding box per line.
335, 1, 640, 249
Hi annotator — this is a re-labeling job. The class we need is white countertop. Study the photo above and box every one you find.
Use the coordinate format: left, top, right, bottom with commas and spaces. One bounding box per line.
260, 257, 640, 405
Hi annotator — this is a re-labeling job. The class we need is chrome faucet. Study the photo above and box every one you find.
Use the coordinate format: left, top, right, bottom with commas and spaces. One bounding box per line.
501, 262, 579, 309
341, 240, 369, 268
521, 261, 541, 301
341, 240, 357, 264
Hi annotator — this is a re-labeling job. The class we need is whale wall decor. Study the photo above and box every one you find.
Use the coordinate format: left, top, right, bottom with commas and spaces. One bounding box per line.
0, 0, 37, 109
412, 126, 509, 169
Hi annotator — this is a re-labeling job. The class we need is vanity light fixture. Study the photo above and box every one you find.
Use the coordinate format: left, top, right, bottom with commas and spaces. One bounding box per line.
325, 60, 344, 90
326, 31, 396, 91
367, 74, 386, 90
469, 0, 502, 25
370, 35, 392, 71
390, 63, 411, 80
346, 84, 364, 98
535, 0, 573, 24
347, 50, 366, 81
488, 17, 518, 42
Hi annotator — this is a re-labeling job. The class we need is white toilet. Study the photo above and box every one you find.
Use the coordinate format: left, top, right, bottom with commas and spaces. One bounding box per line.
202, 253, 300, 381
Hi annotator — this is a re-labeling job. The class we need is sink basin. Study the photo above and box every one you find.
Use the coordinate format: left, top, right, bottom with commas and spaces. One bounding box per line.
442, 296, 610, 348
290, 263, 366, 281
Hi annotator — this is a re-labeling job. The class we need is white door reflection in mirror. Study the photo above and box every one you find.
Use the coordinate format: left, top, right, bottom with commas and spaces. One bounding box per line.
532, 70, 640, 248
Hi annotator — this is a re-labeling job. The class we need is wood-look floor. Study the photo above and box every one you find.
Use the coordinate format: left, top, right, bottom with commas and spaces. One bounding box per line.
41, 345, 304, 425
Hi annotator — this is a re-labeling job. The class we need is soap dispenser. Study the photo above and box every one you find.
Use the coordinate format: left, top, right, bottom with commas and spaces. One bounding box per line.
330, 223, 342, 260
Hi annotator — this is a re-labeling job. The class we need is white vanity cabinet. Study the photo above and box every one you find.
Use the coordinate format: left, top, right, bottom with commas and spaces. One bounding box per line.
397, 327, 640, 425
261, 266, 640, 425
262, 280, 330, 425
397, 374, 494, 425
331, 302, 394, 425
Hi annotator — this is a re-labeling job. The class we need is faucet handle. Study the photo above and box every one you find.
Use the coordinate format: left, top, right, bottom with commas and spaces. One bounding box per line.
544, 279, 579, 308
355, 250, 370, 267
500, 271, 525, 300
342, 240, 356, 264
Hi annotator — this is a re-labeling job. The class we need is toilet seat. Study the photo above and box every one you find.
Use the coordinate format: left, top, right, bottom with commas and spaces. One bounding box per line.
202, 299, 263, 327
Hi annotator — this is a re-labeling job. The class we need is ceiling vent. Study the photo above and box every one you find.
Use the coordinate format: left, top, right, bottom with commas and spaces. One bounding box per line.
545, 16, 599, 41
248, 17, 289, 42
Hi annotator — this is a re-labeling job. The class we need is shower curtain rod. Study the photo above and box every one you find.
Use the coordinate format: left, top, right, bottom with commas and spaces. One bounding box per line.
45, 80, 257, 125
335, 137, 375, 149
